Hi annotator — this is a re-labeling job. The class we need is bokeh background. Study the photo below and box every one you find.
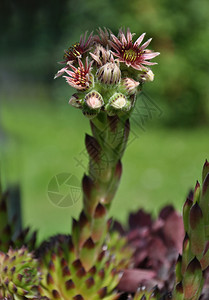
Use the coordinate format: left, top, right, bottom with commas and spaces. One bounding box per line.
0, 0, 209, 242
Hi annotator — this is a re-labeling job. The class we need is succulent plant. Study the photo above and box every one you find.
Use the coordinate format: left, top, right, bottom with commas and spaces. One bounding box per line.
54, 27, 159, 259
172, 160, 209, 300
2, 26, 209, 300
0, 177, 36, 253
36, 27, 159, 300
130, 286, 161, 300
2, 27, 159, 300
113, 161, 209, 299
0, 246, 41, 299
37, 232, 132, 300
113, 206, 184, 296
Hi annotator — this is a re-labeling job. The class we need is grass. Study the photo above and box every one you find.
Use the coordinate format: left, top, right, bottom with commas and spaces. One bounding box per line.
1, 95, 208, 243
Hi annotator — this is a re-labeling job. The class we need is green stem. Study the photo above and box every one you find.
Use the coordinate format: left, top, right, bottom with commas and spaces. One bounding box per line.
72, 113, 130, 262
87, 114, 129, 208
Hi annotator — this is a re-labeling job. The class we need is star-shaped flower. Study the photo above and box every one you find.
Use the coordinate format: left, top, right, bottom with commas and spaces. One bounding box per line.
110, 28, 160, 70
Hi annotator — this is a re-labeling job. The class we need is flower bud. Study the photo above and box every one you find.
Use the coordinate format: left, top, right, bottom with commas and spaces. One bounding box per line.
105, 93, 131, 116
69, 93, 83, 108
141, 69, 154, 82
109, 93, 126, 109
96, 62, 121, 85
121, 78, 139, 95
84, 91, 103, 109
90, 45, 114, 66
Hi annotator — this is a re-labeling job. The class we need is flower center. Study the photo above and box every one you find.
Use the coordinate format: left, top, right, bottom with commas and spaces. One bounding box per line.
122, 48, 137, 62
73, 67, 87, 87
64, 43, 81, 60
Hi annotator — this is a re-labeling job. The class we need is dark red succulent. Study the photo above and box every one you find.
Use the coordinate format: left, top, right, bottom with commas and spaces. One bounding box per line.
114, 205, 185, 294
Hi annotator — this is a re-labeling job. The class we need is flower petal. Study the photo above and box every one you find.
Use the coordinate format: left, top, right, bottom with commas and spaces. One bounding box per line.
89, 52, 102, 66
127, 28, 132, 44
110, 34, 122, 48
140, 38, 152, 50
54, 67, 68, 79
134, 32, 146, 47
120, 30, 127, 45
142, 52, 160, 60
142, 61, 158, 66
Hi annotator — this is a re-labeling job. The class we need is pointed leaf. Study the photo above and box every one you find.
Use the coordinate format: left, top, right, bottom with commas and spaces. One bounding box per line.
79, 238, 96, 271
200, 173, 209, 223
193, 181, 200, 203
202, 159, 209, 183
183, 257, 203, 299
181, 233, 194, 275
175, 255, 183, 283
189, 202, 205, 255
82, 175, 99, 217
91, 203, 107, 242
183, 198, 193, 233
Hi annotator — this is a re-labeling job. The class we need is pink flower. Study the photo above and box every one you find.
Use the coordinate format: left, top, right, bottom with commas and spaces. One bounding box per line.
110, 28, 160, 71
93, 27, 112, 47
54, 32, 93, 79
63, 58, 93, 91
63, 31, 93, 64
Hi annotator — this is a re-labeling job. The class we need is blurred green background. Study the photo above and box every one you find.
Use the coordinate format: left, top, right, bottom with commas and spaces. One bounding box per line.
0, 0, 208, 243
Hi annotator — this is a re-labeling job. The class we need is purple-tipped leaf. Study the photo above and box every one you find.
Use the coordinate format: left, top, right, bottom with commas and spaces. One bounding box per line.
91, 203, 108, 244
79, 237, 97, 271
193, 181, 200, 203
183, 198, 193, 233
77, 211, 91, 249
200, 246, 209, 270
189, 202, 205, 255
82, 175, 99, 217
172, 282, 184, 300
202, 159, 209, 184
85, 134, 101, 163
183, 257, 203, 299
175, 254, 183, 283
201, 173, 209, 220
181, 233, 193, 275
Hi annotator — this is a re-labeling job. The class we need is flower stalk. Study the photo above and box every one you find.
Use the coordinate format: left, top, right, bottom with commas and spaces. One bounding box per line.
54, 28, 159, 264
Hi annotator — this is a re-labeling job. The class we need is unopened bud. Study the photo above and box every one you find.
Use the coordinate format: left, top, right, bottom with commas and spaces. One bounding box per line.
121, 78, 139, 95
109, 93, 126, 109
69, 94, 82, 108
96, 62, 121, 85
141, 69, 154, 82
85, 91, 103, 109
90, 45, 114, 66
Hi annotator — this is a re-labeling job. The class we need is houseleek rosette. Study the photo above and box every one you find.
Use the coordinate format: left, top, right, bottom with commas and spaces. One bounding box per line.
0, 246, 41, 299
38, 234, 132, 300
